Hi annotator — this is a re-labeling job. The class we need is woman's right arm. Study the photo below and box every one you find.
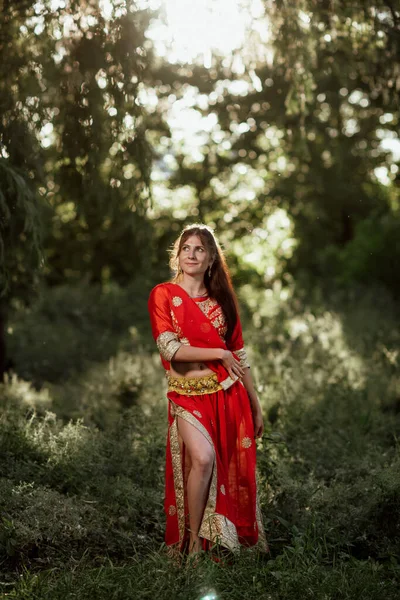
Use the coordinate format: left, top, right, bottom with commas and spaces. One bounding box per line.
175, 345, 244, 380
173, 345, 223, 362
148, 285, 243, 378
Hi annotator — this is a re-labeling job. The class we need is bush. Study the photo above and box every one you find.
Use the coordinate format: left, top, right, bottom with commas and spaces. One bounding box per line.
0, 383, 166, 579
246, 284, 400, 563
338, 213, 400, 295
7, 279, 153, 384
2, 280, 400, 598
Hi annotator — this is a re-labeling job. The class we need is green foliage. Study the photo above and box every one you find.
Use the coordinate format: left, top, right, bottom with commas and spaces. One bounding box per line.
1, 280, 400, 598
338, 212, 400, 294
1, 0, 400, 595
150, 0, 400, 295
7, 280, 152, 385
0, 159, 43, 297
245, 282, 400, 562
4, 551, 400, 600
0, 389, 166, 577
1, 0, 400, 312
0, 0, 157, 295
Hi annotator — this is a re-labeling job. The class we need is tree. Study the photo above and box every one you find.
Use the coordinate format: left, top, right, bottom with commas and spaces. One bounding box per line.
146, 0, 400, 289
0, 0, 160, 373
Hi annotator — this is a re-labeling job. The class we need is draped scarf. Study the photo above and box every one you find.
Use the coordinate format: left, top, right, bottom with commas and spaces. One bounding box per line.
148, 282, 244, 390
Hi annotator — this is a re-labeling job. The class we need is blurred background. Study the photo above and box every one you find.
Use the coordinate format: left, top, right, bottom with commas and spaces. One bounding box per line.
1, 1, 400, 598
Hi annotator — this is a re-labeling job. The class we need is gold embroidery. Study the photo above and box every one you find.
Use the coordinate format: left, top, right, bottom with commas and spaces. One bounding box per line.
241, 436, 252, 449
167, 399, 268, 556
172, 296, 182, 306
212, 306, 227, 335
220, 484, 226, 495
170, 311, 183, 337
169, 418, 185, 538
173, 406, 240, 552
169, 313, 190, 346
193, 410, 202, 418
201, 514, 240, 552
220, 375, 237, 390
195, 298, 228, 340
197, 297, 218, 315
156, 331, 182, 362
235, 347, 251, 369
167, 373, 222, 396
168, 505, 176, 516
211, 313, 228, 334
174, 405, 213, 445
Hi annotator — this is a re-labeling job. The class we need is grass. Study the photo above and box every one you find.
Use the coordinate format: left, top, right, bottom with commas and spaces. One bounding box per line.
1, 281, 400, 599
4, 549, 400, 599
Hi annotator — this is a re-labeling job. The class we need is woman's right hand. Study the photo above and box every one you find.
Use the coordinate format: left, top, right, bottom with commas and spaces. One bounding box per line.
220, 350, 244, 380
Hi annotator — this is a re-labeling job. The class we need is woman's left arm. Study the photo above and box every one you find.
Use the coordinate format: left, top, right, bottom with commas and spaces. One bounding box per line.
241, 368, 264, 439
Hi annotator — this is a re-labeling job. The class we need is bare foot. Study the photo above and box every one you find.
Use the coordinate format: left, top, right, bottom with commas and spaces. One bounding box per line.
189, 536, 202, 555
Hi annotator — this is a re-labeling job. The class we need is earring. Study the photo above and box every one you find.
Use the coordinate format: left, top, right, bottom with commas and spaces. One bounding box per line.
208, 265, 212, 277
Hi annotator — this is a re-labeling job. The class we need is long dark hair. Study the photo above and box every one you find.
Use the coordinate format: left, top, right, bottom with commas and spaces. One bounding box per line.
169, 224, 239, 342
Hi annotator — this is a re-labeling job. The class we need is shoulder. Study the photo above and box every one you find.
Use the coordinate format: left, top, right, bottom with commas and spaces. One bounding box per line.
148, 282, 175, 303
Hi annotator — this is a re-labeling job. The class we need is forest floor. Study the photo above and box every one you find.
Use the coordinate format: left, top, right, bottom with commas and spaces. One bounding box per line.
1, 280, 400, 599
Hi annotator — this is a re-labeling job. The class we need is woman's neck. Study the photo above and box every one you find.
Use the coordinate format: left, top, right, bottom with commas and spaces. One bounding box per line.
177, 276, 208, 298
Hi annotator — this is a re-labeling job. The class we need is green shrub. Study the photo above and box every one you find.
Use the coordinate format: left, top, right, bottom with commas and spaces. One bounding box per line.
1, 281, 400, 597
7, 280, 153, 384
0, 383, 166, 579
338, 213, 400, 295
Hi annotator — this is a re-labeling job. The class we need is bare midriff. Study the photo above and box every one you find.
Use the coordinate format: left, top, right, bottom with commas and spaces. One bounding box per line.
170, 361, 214, 379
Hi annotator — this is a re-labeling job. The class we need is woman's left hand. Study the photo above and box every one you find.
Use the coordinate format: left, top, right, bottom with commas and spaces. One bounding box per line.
252, 405, 264, 439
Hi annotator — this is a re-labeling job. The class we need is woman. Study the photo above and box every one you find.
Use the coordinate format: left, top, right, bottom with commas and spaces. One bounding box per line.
148, 224, 268, 558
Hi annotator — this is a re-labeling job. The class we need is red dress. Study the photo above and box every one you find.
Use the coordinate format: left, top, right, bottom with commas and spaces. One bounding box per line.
148, 282, 267, 555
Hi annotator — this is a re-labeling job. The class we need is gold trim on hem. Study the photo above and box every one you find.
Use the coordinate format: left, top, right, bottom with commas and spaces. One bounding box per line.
169, 419, 185, 540
168, 402, 268, 555
172, 404, 241, 553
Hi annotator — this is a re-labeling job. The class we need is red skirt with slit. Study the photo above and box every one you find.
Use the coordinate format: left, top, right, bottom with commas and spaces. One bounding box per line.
164, 378, 268, 554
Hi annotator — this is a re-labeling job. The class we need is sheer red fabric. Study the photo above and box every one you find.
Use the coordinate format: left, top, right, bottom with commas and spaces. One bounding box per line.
148, 283, 246, 387
148, 282, 268, 554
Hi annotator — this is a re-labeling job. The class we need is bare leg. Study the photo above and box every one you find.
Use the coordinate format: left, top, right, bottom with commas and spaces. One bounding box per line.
177, 415, 214, 553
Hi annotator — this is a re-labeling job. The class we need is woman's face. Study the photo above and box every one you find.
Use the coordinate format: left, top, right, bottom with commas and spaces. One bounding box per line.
178, 234, 213, 278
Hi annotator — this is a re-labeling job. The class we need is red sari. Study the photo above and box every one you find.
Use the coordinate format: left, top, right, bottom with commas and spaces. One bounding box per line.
148, 282, 268, 554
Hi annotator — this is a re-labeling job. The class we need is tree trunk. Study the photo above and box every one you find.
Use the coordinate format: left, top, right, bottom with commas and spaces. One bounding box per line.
0, 303, 7, 380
